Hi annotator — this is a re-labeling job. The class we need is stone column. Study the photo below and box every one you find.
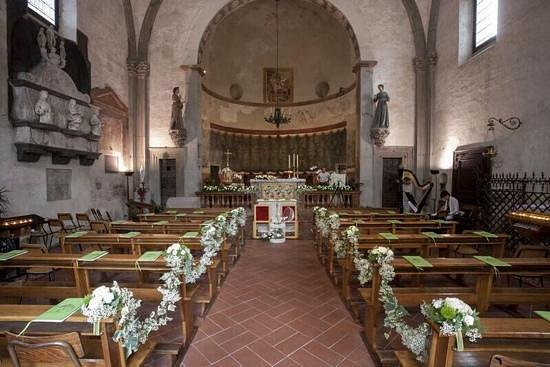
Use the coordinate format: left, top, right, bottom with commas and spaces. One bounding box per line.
126, 61, 137, 173
354, 60, 377, 207
414, 56, 431, 181
133, 61, 150, 188
182, 65, 205, 197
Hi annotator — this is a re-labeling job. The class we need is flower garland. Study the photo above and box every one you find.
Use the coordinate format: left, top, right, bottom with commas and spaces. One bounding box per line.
81, 207, 247, 356
352, 245, 430, 361
254, 175, 278, 181
298, 184, 354, 193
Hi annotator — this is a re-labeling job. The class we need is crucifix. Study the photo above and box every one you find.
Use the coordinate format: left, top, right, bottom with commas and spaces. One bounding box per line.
224, 149, 233, 168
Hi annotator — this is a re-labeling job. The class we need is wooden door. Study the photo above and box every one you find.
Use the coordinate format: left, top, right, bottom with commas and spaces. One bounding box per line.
160, 159, 176, 207
382, 157, 402, 208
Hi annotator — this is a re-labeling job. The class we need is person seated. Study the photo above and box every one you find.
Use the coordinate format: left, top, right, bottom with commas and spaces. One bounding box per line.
438, 190, 464, 220
317, 168, 330, 186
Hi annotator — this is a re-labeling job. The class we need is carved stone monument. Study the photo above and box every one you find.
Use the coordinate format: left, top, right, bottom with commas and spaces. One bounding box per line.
9, 26, 102, 165
168, 86, 187, 147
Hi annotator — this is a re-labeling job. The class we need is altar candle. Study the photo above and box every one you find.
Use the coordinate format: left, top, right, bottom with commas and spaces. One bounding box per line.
288, 155, 291, 170
297, 154, 299, 171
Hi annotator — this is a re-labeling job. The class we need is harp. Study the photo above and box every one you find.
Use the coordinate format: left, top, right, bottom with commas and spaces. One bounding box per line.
400, 168, 433, 213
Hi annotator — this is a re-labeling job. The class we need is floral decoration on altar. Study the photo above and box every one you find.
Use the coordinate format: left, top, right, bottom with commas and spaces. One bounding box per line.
254, 175, 278, 181
81, 207, 247, 357
297, 184, 353, 193
312, 209, 483, 362
201, 184, 257, 193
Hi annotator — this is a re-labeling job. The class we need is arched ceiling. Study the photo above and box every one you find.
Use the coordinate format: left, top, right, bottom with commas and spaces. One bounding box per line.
199, 0, 359, 103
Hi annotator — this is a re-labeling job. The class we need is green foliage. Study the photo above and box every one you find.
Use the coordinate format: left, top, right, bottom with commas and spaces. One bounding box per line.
0, 187, 9, 217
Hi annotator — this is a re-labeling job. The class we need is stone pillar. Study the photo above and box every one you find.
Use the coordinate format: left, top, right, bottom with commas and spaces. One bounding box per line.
182, 65, 205, 197
414, 56, 431, 181
133, 61, 150, 188
354, 60, 377, 207
126, 61, 137, 172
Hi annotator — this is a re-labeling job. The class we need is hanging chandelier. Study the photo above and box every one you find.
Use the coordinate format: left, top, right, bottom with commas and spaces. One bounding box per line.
264, 0, 291, 128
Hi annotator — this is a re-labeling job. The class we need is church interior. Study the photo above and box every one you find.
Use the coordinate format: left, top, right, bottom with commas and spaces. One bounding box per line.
0, 0, 550, 366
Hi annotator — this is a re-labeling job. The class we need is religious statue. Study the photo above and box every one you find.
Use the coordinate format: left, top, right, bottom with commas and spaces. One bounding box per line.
90, 106, 103, 136
37, 28, 48, 61
34, 90, 52, 124
66, 99, 83, 130
59, 39, 66, 68
370, 84, 390, 147
169, 86, 187, 147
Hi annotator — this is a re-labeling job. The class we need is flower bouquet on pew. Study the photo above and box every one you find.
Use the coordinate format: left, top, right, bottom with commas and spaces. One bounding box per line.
421, 297, 483, 351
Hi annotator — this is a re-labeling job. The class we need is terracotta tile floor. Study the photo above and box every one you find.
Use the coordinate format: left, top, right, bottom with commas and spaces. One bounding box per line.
182, 239, 375, 367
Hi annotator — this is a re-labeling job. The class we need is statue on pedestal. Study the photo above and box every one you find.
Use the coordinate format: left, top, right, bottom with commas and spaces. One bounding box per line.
37, 28, 48, 62
371, 84, 390, 147
35, 90, 52, 124
169, 86, 187, 147
67, 99, 83, 130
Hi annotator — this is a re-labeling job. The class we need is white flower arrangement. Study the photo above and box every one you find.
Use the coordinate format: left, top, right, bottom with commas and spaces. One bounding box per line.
255, 175, 278, 180
420, 297, 482, 350
81, 207, 248, 357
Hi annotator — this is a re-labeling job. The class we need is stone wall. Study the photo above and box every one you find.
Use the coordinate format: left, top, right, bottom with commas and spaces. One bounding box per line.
0, 1, 129, 218
432, 0, 550, 177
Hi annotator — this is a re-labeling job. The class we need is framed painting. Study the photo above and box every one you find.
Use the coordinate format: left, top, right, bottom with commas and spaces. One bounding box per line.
263, 67, 293, 103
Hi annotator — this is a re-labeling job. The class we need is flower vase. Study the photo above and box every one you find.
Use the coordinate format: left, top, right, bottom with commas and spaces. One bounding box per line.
269, 222, 286, 244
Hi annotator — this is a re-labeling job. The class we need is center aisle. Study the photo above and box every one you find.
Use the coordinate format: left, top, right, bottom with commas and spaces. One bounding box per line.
182, 240, 375, 367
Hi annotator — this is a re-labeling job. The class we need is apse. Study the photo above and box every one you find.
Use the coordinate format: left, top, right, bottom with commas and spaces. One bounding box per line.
200, 0, 359, 174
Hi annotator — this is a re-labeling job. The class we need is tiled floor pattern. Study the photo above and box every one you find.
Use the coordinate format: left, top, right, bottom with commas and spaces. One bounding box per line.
182, 240, 375, 367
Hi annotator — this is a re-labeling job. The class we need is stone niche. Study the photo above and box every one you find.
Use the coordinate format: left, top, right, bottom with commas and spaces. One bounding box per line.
9, 27, 101, 166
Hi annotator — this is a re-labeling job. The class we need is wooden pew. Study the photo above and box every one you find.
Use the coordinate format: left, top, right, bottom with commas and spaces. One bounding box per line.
338, 233, 509, 293
395, 318, 550, 367
358, 258, 550, 355
0, 253, 199, 348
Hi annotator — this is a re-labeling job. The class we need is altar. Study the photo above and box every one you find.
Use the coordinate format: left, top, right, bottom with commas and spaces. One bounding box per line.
251, 178, 304, 240
250, 178, 306, 200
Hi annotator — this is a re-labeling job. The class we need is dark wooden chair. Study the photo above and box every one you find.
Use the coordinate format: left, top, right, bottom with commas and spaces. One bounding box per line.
95, 209, 105, 220
75, 213, 91, 230
46, 219, 66, 249
105, 211, 113, 222
57, 213, 81, 232
509, 245, 549, 287
5, 331, 84, 367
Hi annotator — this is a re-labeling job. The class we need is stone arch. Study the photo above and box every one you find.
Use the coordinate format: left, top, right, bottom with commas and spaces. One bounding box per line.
196, 0, 362, 66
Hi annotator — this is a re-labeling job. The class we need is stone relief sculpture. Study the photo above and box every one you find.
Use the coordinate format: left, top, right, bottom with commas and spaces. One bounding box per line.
90, 106, 103, 136
169, 86, 187, 147
370, 84, 390, 147
34, 90, 52, 124
10, 25, 101, 165
67, 99, 83, 130
37, 28, 48, 61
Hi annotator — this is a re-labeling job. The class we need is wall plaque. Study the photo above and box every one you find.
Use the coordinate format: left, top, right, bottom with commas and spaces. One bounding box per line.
46, 168, 72, 201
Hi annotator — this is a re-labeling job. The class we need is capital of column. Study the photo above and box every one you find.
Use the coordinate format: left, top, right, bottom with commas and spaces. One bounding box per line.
414, 53, 438, 72
180, 64, 207, 77
127, 60, 150, 78
353, 60, 378, 73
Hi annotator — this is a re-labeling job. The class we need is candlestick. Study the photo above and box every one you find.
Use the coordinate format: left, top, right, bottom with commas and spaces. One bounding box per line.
288, 154, 291, 170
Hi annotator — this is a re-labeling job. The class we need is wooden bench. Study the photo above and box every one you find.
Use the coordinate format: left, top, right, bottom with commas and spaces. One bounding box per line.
0, 253, 200, 347
0, 304, 178, 366
395, 318, 550, 367
337, 233, 509, 292
358, 258, 550, 361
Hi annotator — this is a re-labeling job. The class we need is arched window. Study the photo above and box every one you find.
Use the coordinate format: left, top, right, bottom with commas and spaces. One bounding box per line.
28, 0, 58, 27
473, 0, 498, 51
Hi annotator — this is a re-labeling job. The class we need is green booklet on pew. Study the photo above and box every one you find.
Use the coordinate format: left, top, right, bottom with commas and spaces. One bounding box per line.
111, 220, 127, 225
34, 298, 85, 323
422, 231, 443, 239
137, 251, 163, 262
66, 231, 88, 238
119, 231, 141, 238
153, 220, 169, 225
386, 210, 397, 214
473, 231, 499, 239
79, 251, 109, 262
387, 219, 402, 224
193, 210, 205, 214
181, 231, 199, 238
474, 256, 511, 267
165, 210, 177, 214
534, 310, 550, 323
0, 250, 27, 261
403, 256, 433, 269
379, 232, 399, 240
